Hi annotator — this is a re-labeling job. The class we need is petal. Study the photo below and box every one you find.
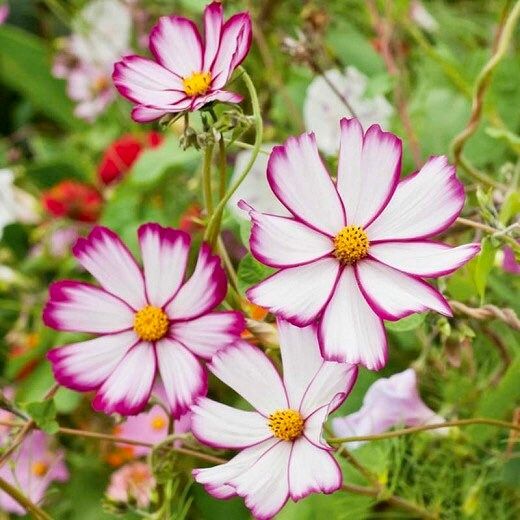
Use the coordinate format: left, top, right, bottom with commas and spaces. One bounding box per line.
156, 338, 207, 419
47, 330, 137, 391
267, 133, 345, 235
165, 243, 227, 321
210, 13, 252, 88
288, 438, 342, 501
43, 281, 134, 333
244, 205, 334, 267
191, 397, 272, 449
319, 266, 387, 369
113, 56, 186, 106
356, 258, 452, 320
138, 223, 190, 307
202, 1, 223, 71
131, 105, 168, 123
149, 16, 203, 77
73, 226, 146, 310
170, 311, 245, 360
208, 341, 287, 416
369, 240, 480, 277
247, 257, 341, 327
189, 89, 243, 111
366, 156, 465, 240
92, 342, 156, 415
337, 118, 402, 227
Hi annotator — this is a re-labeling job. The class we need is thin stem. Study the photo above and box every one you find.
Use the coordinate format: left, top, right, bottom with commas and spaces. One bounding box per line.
0, 476, 53, 520
202, 143, 215, 218
328, 418, 520, 444
217, 235, 239, 290
218, 136, 227, 201
341, 484, 438, 519
223, 138, 270, 155
205, 67, 263, 246
338, 446, 381, 488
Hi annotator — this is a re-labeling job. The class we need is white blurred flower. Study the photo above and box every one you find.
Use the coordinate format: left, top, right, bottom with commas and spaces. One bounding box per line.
228, 144, 290, 220
303, 67, 393, 155
410, 1, 439, 33
0, 169, 39, 237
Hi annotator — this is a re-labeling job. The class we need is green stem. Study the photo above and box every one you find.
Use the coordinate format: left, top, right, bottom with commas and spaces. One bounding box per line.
204, 67, 263, 246
202, 144, 215, 218
218, 136, 227, 200
0, 476, 53, 520
328, 417, 520, 444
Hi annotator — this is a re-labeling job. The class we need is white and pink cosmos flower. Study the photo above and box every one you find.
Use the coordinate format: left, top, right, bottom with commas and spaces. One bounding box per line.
192, 319, 358, 520
44, 223, 244, 417
241, 118, 480, 370
113, 1, 252, 122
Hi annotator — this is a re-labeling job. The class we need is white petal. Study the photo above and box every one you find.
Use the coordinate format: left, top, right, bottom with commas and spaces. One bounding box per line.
208, 341, 287, 416
73, 226, 146, 310
267, 133, 345, 235
165, 244, 227, 321
93, 342, 155, 415
138, 223, 190, 307
288, 437, 342, 501
337, 118, 402, 227
356, 258, 452, 320
156, 338, 207, 419
369, 241, 480, 277
191, 397, 272, 449
247, 257, 341, 327
367, 156, 464, 240
319, 266, 387, 369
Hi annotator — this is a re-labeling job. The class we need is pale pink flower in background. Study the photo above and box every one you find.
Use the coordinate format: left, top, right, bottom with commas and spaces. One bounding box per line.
113, 1, 252, 122
116, 404, 191, 456
193, 319, 358, 520
241, 118, 480, 370
410, 0, 439, 33
107, 461, 155, 508
303, 67, 393, 155
501, 246, 520, 275
44, 223, 244, 417
0, 431, 69, 515
0, 386, 15, 441
228, 144, 289, 221
332, 369, 445, 449
0, 3, 9, 24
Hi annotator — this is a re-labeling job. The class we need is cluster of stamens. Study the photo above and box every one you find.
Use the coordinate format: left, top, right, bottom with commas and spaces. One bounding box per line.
268, 409, 304, 441
183, 71, 212, 97
333, 225, 370, 264
150, 415, 167, 431
32, 461, 49, 477
133, 305, 169, 342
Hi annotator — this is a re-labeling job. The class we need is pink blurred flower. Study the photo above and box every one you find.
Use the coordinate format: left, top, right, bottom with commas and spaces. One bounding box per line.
331, 368, 445, 449
502, 246, 520, 274
0, 431, 69, 515
116, 404, 191, 457
107, 461, 155, 508
113, 2, 252, 122
0, 3, 9, 25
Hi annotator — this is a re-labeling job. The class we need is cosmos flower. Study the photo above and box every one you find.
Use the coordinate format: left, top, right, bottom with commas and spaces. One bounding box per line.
303, 67, 393, 155
241, 118, 480, 370
106, 461, 155, 508
42, 180, 103, 223
0, 431, 69, 515
44, 223, 244, 416
331, 368, 445, 449
0, 3, 9, 25
98, 132, 163, 185
192, 319, 358, 520
113, 1, 252, 122
501, 246, 520, 275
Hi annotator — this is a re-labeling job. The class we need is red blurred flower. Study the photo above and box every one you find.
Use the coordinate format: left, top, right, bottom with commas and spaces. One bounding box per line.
42, 180, 103, 223
179, 203, 204, 235
98, 132, 163, 185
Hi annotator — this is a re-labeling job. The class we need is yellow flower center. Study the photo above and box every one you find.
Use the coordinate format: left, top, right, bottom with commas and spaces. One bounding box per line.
133, 306, 169, 342
32, 461, 49, 477
150, 415, 167, 431
183, 71, 212, 97
333, 225, 369, 264
268, 409, 304, 441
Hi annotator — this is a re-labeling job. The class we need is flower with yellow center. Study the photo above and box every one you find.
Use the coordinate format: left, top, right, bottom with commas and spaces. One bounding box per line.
268, 409, 304, 441
31, 460, 49, 477
150, 415, 167, 431
333, 225, 369, 264
133, 305, 169, 342
183, 71, 212, 97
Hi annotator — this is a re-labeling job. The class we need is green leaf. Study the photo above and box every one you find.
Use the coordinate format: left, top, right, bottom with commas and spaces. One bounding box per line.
469, 237, 496, 303
499, 191, 520, 226
237, 253, 275, 295
0, 25, 83, 130
385, 313, 427, 332
24, 399, 59, 434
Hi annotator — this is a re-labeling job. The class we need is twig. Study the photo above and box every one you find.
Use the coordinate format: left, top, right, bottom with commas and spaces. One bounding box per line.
328, 417, 520, 444
450, 301, 520, 331
0, 476, 53, 520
